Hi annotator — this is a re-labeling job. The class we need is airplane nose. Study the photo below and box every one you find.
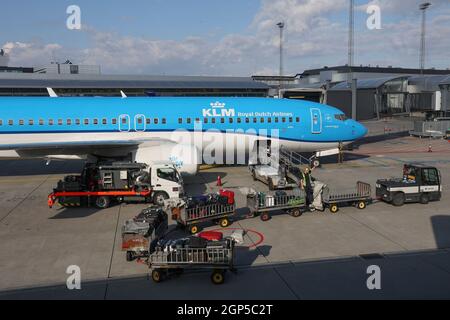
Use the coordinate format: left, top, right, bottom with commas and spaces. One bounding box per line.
350, 120, 368, 139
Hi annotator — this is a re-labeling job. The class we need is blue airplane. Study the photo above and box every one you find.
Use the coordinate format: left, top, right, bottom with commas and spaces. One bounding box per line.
0, 94, 367, 175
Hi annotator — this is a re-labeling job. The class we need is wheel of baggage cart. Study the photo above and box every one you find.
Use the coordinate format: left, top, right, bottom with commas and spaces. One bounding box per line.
219, 218, 230, 228
260, 212, 271, 222
151, 269, 164, 283
357, 201, 367, 210
95, 196, 111, 209
126, 251, 135, 262
211, 270, 225, 285
190, 225, 199, 235
392, 192, 405, 207
290, 208, 303, 217
329, 204, 339, 214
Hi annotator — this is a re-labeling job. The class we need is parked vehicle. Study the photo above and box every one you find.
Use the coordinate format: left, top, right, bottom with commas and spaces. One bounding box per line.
376, 164, 442, 206
121, 206, 168, 261
148, 237, 236, 285
250, 165, 294, 190
48, 160, 184, 209
169, 191, 236, 234
322, 182, 372, 213
246, 190, 306, 221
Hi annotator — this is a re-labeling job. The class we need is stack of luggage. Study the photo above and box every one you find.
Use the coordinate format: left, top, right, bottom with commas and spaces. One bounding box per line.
185, 190, 235, 210
155, 232, 232, 263
121, 206, 168, 259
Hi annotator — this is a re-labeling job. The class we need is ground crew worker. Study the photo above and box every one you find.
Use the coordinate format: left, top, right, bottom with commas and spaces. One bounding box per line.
300, 167, 315, 210
338, 141, 344, 164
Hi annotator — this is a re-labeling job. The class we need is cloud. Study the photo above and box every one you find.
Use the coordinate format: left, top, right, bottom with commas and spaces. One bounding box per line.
1, 1, 449, 75
3, 42, 62, 67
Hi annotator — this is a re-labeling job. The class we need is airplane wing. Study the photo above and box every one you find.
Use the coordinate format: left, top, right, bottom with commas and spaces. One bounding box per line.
0, 138, 173, 157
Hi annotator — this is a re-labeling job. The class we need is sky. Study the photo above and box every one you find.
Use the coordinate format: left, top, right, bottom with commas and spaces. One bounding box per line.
1, 0, 449, 76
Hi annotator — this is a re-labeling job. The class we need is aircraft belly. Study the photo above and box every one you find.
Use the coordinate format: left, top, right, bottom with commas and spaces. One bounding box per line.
0, 131, 340, 159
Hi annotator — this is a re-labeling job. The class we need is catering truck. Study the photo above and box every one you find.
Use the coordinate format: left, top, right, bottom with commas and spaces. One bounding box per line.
48, 160, 184, 209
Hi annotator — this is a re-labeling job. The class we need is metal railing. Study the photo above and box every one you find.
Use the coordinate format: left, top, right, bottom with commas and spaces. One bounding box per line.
149, 247, 233, 266
410, 120, 450, 138
184, 203, 235, 222
247, 192, 306, 210
323, 182, 371, 202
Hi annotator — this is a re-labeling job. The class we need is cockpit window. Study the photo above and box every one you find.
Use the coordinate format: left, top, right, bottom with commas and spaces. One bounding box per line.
334, 114, 348, 121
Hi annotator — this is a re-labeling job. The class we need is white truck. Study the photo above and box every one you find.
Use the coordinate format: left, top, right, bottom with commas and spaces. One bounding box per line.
48, 160, 184, 209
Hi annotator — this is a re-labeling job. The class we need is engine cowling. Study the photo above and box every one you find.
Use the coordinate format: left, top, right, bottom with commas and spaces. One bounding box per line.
134, 142, 199, 176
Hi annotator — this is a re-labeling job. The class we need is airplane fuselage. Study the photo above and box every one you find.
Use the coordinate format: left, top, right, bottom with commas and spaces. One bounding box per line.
0, 97, 368, 167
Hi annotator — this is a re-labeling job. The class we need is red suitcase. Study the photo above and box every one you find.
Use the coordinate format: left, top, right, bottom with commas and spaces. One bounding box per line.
219, 190, 235, 205
198, 231, 223, 241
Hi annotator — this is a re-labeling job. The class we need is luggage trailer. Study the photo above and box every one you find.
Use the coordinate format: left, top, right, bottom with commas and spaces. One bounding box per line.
47, 189, 152, 209
322, 181, 372, 213
246, 193, 307, 221
121, 210, 169, 262
171, 203, 236, 235
148, 240, 236, 285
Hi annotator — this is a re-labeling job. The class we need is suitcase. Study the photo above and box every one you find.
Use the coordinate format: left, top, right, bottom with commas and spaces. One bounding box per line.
185, 236, 208, 248
219, 190, 235, 205
198, 231, 223, 241
265, 196, 275, 207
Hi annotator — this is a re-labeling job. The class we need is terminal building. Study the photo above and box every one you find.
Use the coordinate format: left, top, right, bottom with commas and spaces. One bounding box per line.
1, 49, 450, 120
255, 66, 450, 120
0, 53, 268, 97
0, 73, 269, 97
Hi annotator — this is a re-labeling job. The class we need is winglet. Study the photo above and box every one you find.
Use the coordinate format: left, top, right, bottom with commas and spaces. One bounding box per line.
120, 90, 127, 98
47, 88, 58, 98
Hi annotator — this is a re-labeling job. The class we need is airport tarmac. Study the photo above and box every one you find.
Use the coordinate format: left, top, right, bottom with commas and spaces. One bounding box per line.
1, 131, 450, 299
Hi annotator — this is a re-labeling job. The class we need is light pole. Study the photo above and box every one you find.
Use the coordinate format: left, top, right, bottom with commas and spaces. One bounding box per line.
277, 22, 285, 82
419, 2, 431, 75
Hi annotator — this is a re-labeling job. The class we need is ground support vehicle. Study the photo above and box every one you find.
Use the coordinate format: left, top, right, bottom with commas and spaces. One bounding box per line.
246, 191, 306, 221
322, 182, 372, 213
148, 238, 236, 285
121, 206, 168, 261
48, 161, 183, 209
376, 164, 442, 206
249, 165, 296, 190
171, 202, 236, 235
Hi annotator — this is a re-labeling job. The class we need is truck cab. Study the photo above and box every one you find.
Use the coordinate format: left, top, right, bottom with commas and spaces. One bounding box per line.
376, 164, 442, 206
149, 161, 184, 206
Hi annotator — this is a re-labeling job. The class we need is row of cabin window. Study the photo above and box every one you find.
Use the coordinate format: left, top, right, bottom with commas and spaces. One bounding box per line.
178, 117, 300, 125
0, 118, 167, 126
0, 116, 299, 127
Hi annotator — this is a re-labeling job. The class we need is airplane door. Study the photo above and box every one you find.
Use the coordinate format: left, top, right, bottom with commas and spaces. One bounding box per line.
134, 114, 146, 132
310, 108, 322, 134
119, 115, 130, 132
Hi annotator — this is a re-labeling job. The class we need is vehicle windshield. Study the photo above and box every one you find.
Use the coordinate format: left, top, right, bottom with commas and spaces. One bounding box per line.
334, 114, 348, 121
157, 168, 180, 183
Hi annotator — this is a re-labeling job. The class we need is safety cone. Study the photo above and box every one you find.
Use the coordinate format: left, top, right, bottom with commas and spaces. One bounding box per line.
428, 144, 433, 153
217, 176, 222, 187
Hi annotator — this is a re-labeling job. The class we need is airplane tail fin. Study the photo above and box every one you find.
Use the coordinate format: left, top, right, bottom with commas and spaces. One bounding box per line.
120, 90, 127, 98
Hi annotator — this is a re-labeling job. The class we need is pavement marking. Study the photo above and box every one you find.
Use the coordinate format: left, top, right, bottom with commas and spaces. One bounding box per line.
343, 211, 408, 251
107, 205, 122, 280
0, 176, 51, 224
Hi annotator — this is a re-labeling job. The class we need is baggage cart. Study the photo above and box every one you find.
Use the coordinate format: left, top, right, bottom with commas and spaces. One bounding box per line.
121, 207, 168, 261
322, 181, 372, 213
246, 191, 306, 221
171, 202, 236, 235
148, 239, 235, 285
